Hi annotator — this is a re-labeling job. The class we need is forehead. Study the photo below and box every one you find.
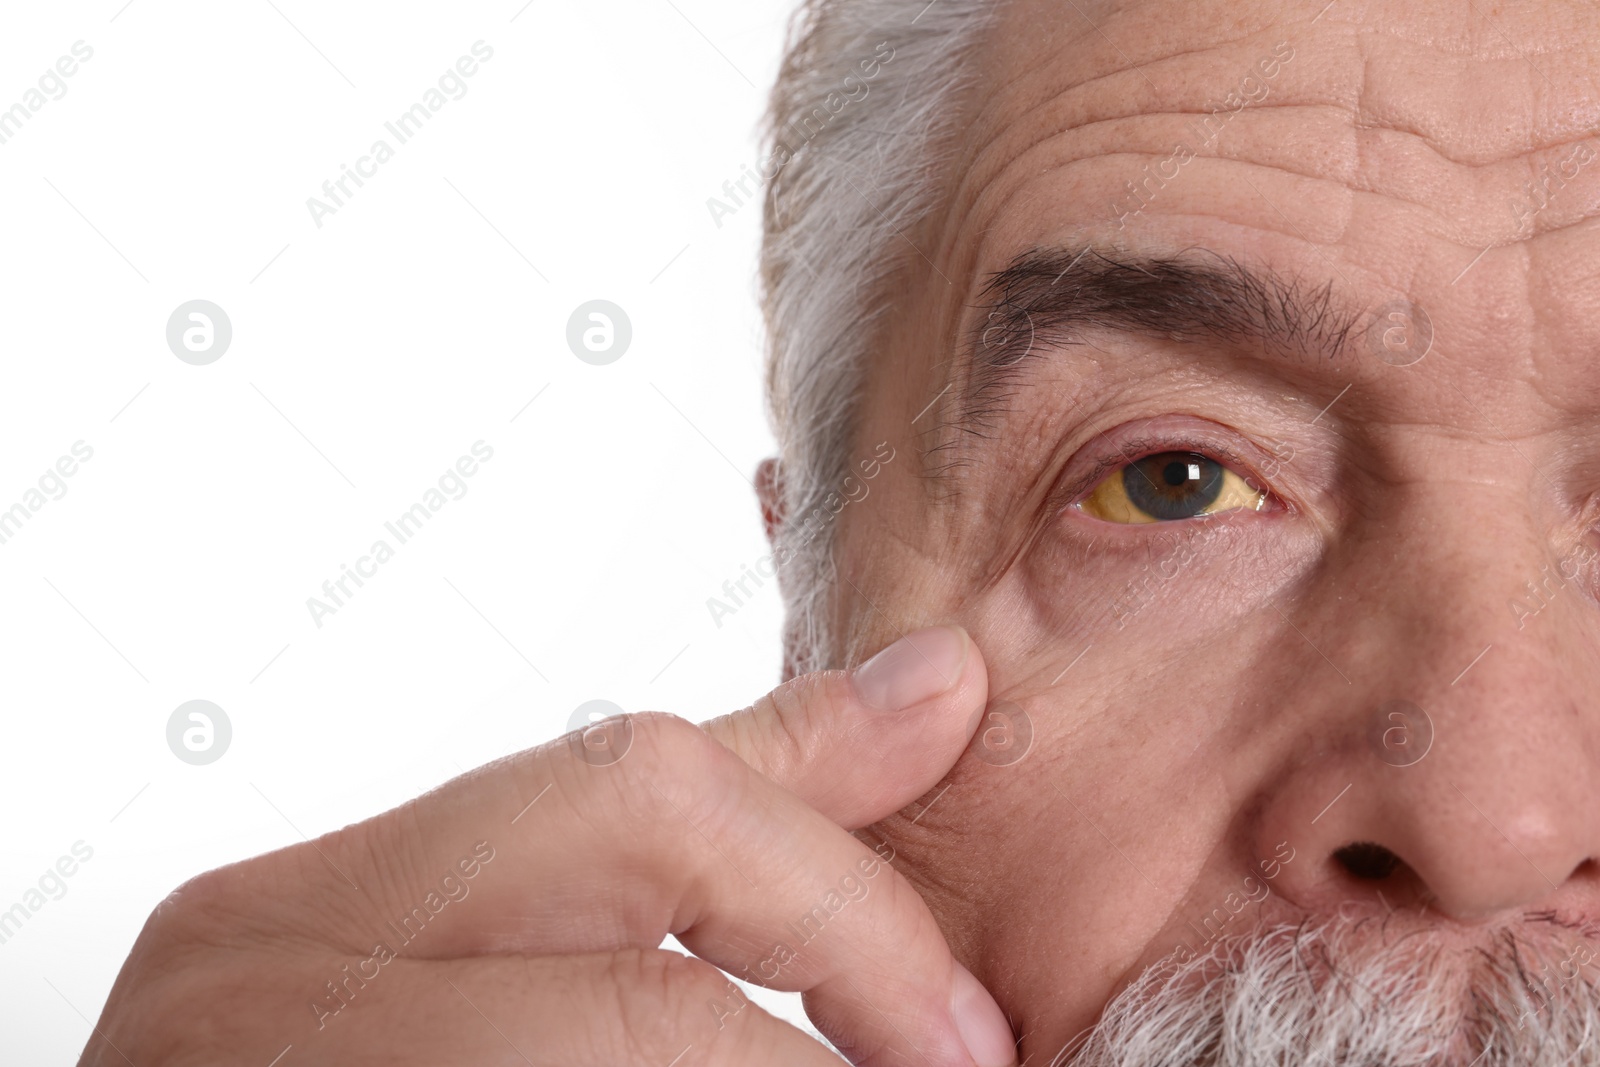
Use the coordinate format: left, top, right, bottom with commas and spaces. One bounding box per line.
940, 0, 1600, 337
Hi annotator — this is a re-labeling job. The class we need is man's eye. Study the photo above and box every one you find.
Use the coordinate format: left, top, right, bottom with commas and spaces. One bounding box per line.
1077, 451, 1267, 524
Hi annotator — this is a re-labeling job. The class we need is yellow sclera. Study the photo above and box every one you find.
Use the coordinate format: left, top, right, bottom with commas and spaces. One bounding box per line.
1079, 452, 1266, 524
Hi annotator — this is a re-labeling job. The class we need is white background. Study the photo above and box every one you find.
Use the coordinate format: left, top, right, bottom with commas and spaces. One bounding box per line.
0, 1, 811, 1058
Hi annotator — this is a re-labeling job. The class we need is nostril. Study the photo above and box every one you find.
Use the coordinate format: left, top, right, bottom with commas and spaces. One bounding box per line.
1334, 841, 1402, 881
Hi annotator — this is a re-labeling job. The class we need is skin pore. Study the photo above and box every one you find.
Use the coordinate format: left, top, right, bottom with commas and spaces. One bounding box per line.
798, 0, 1600, 1058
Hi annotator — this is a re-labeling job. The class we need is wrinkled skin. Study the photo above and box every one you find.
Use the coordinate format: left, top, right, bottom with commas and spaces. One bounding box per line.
81, 2, 1600, 1064
810, 0, 1600, 1059
81, 632, 1021, 1067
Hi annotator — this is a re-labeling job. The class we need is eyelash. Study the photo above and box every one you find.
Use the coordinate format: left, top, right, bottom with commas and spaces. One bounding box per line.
1061, 434, 1284, 517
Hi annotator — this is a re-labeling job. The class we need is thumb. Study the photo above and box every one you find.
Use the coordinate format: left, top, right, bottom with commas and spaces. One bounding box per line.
700, 625, 988, 830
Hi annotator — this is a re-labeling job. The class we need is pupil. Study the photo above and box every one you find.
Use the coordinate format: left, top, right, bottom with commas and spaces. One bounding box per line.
1123, 452, 1224, 520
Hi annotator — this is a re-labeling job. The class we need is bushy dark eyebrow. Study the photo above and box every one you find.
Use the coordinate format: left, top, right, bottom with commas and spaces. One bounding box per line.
956, 245, 1365, 427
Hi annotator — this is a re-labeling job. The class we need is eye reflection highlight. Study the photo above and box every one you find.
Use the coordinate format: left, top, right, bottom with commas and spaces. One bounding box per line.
1078, 451, 1266, 524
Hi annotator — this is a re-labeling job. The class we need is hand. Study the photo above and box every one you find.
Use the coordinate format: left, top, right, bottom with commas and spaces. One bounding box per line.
81, 625, 1018, 1067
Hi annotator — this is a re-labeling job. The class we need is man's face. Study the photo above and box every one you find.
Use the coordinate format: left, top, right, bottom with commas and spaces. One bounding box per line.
822, 0, 1600, 1059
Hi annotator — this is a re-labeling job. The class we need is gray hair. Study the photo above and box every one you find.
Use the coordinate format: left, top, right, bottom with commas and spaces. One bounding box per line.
759, 0, 998, 673
1064, 915, 1600, 1066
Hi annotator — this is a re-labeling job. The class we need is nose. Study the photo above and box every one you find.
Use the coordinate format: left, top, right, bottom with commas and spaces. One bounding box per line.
1252, 515, 1600, 922
1261, 737, 1597, 920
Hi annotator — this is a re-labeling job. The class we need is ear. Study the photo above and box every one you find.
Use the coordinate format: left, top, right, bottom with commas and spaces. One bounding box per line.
755, 458, 803, 682
755, 457, 785, 542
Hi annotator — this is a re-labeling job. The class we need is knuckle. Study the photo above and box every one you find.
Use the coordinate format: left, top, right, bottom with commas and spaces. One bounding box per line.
81, 870, 243, 1067
771, 668, 852, 720
610, 945, 730, 1005
137, 866, 236, 955
530, 710, 743, 837
757, 671, 842, 755
740, 669, 853, 784
604, 948, 744, 1058
627, 709, 712, 762
613, 712, 738, 807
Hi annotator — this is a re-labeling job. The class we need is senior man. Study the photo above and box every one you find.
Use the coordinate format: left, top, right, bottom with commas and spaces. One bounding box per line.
82, 0, 1600, 1064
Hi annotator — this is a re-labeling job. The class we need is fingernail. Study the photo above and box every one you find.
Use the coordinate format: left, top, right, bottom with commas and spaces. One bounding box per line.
852, 625, 968, 711
950, 961, 1016, 1067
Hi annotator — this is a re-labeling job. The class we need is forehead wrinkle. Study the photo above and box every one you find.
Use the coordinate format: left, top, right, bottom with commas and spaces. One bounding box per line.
945, 117, 1600, 342
953, 27, 1279, 152
936, 39, 1302, 266
962, 102, 1560, 205
932, 2, 1600, 274
900, 0, 1600, 506
1016, 0, 1600, 151
949, 101, 1600, 281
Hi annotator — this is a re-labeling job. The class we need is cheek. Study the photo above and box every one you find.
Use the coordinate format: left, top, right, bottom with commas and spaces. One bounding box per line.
944, 509, 1321, 721
1023, 508, 1321, 643
841, 426, 1329, 1043
964, 524, 1328, 808
911, 530, 1321, 1043
898, 676, 1238, 1054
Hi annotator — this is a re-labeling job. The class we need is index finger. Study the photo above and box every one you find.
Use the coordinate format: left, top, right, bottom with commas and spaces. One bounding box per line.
191, 627, 1011, 1067
699, 624, 988, 829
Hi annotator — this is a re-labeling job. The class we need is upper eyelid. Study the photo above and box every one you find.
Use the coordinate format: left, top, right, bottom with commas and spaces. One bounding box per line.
1060, 435, 1266, 506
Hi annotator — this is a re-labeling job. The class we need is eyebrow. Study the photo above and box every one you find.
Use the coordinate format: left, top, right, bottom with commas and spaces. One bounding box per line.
957, 245, 1366, 425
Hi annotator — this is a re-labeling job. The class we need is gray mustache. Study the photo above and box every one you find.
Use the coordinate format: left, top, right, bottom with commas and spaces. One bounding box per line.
1057, 914, 1600, 1066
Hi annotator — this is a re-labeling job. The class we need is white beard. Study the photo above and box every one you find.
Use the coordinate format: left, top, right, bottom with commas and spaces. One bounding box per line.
1058, 914, 1600, 1066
